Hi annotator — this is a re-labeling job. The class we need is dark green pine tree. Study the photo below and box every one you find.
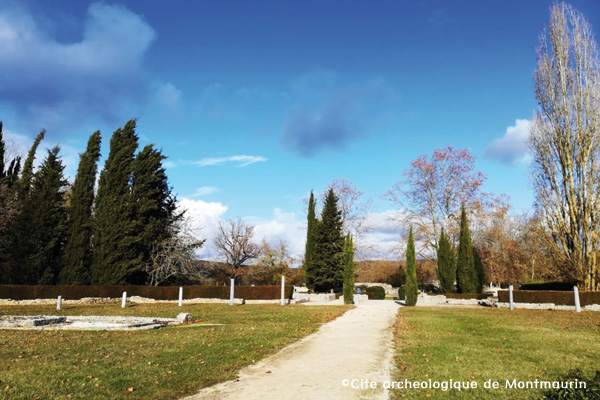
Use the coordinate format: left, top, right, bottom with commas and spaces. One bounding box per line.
7, 130, 45, 284
0, 122, 18, 283
130, 144, 181, 284
27, 146, 68, 284
405, 226, 418, 306
436, 228, 456, 293
304, 191, 317, 289
312, 189, 345, 292
0, 122, 4, 179
60, 131, 102, 284
91, 120, 140, 285
456, 203, 477, 293
473, 246, 485, 294
19, 130, 45, 195
342, 233, 355, 304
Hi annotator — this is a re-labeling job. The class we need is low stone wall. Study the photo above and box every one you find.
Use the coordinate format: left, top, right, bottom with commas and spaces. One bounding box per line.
292, 293, 336, 303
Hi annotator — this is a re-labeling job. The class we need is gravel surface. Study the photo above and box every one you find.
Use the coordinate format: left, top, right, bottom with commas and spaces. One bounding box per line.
182, 300, 400, 400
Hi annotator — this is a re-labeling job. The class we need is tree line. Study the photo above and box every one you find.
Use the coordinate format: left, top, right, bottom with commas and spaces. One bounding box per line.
0, 120, 188, 285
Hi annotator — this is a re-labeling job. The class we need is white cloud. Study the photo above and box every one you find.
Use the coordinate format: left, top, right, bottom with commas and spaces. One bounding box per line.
253, 208, 306, 263
191, 186, 219, 197
484, 119, 531, 165
359, 210, 407, 260
193, 155, 267, 167
162, 160, 176, 169
178, 198, 228, 260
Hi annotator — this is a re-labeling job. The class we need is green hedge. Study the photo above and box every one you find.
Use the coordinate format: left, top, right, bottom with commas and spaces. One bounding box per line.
423, 292, 488, 300
497, 290, 600, 306
519, 281, 576, 291
0, 285, 294, 301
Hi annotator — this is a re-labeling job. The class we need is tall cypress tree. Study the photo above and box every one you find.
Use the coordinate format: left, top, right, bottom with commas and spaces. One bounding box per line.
27, 146, 68, 284
405, 226, 418, 306
456, 203, 477, 293
91, 120, 140, 285
8, 130, 45, 283
304, 191, 317, 289
0, 122, 5, 179
130, 144, 180, 284
60, 131, 102, 284
0, 122, 18, 283
312, 189, 345, 292
19, 130, 45, 195
473, 247, 485, 294
342, 233, 355, 304
436, 228, 456, 293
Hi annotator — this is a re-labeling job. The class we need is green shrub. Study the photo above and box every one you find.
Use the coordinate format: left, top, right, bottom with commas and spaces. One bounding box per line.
366, 285, 386, 300
397, 286, 405, 300
541, 370, 600, 400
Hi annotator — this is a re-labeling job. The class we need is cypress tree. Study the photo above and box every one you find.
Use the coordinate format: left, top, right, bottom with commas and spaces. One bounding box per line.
0, 122, 4, 179
19, 130, 45, 195
473, 247, 485, 294
27, 146, 68, 284
8, 130, 45, 283
436, 228, 456, 293
312, 189, 345, 292
130, 144, 180, 284
60, 131, 102, 284
405, 225, 418, 306
342, 233, 355, 304
304, 191, 317, 289
91, 120, 140, 285
456, 203, 477, 293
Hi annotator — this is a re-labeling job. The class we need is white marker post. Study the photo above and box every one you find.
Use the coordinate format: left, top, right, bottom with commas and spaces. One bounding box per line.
178, 287, 183, 307
281, 275, 285, 306
509, 285, 514, 311
229, 278, 235, 306
121, 291, 127, 308
574, 286, 581, 312
57, 296, 62, 310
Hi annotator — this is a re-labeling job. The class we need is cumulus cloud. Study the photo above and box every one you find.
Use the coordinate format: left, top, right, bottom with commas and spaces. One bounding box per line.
178, 198, 228, 260
0, 2, 155, 131
193, 155, 267, 167
253, 209, 306, 263
484, 119, 531, 165
280, 72, 391, 157
359, 211, 407, 260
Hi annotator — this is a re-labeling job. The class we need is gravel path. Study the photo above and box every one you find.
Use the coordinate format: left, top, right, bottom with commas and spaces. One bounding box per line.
182, 300, 400, 400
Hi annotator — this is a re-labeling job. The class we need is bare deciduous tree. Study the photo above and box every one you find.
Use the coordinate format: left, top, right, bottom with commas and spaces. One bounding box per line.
385, 147, 488, 254
213, 217, 259, 282
530, 3, 600, 290
145, 220, 205, 286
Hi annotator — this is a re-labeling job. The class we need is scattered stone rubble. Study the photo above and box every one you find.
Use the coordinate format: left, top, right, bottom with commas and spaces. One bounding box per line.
0, 312, 196, 331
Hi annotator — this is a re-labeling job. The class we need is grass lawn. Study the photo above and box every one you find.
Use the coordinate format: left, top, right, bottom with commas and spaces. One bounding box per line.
0, 302, 351, 400
392, 307, 600, 399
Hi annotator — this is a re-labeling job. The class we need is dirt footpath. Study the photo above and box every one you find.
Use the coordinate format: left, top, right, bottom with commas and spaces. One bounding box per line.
182, 300, 400, 400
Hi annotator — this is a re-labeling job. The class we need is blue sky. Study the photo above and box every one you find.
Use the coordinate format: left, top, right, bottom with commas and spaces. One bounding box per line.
1, 0, 599, 260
